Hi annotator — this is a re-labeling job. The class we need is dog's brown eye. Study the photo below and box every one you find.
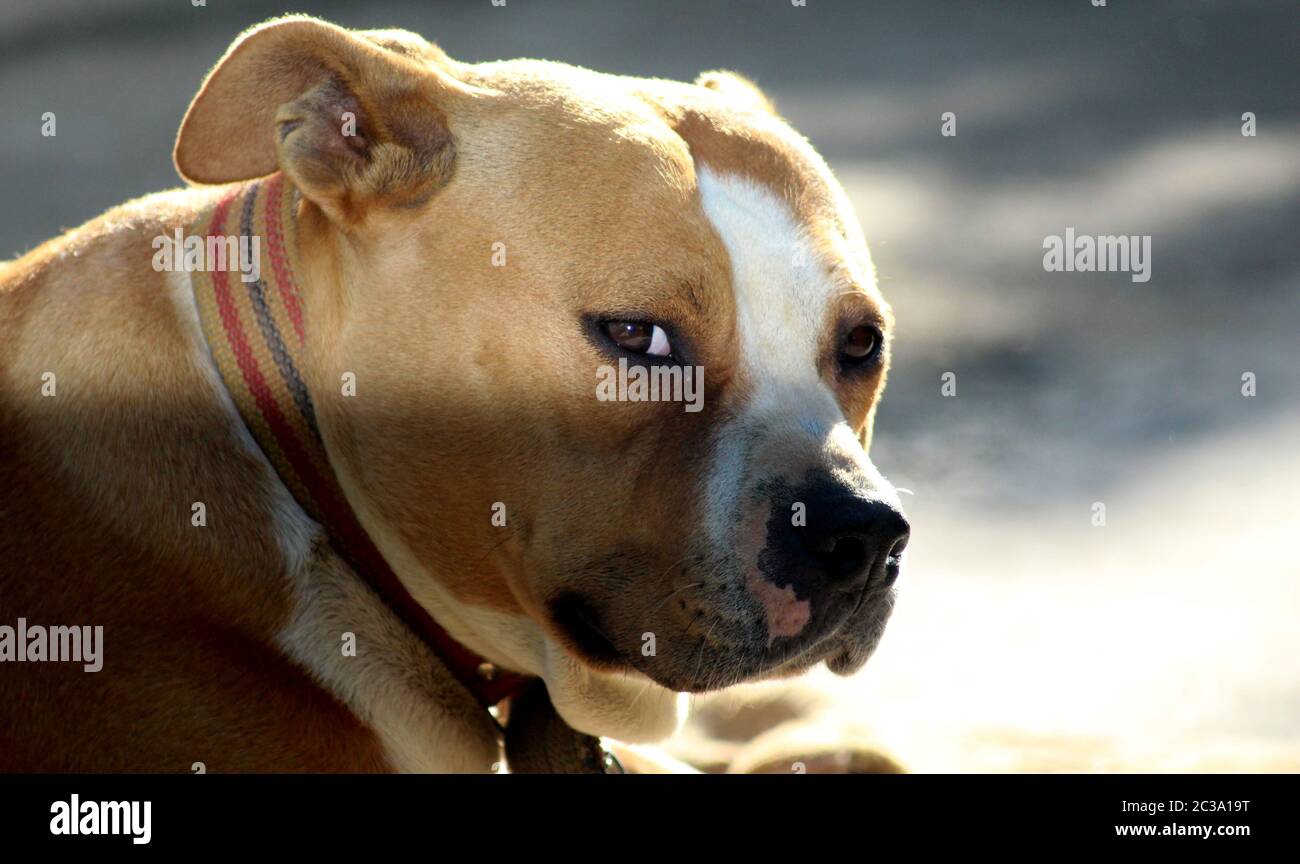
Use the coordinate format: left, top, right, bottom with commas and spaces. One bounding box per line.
841, 325, 881, 364
603, 321, 672, 357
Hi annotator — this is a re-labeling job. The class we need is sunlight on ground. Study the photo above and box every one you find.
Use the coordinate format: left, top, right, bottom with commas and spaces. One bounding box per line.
824, 412, 1300, 771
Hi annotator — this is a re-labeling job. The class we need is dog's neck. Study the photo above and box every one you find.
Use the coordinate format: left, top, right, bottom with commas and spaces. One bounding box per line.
186, 174, 530, 708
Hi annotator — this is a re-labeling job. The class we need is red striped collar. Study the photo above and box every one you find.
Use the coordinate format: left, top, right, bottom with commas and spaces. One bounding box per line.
189, 174, 530, 709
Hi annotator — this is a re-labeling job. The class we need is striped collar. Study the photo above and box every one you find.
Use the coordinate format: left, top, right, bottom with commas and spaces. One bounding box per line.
188, 175, 530, 708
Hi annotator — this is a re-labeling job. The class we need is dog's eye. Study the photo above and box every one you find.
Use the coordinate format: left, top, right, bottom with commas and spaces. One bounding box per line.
841, 324, 881, 365
604, 321, 673, 357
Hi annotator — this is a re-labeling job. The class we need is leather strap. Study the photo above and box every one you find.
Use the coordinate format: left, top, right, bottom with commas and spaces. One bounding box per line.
504, 680, 619, 774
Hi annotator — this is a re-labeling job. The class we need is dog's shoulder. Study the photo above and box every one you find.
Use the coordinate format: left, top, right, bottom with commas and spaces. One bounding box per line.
0, 185, 501, 771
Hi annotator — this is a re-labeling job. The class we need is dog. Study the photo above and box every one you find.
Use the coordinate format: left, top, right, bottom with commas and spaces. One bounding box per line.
0, 15, 908, 772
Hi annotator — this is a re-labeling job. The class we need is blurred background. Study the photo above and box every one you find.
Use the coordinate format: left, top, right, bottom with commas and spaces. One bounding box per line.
3, 0, 1296, 770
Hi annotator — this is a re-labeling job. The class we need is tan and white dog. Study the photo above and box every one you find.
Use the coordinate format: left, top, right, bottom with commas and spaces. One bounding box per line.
0, 16, 908, 772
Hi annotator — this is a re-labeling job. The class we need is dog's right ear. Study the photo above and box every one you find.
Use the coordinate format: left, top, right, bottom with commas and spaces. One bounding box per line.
695, 71, 778, 115
175, 16, 468, 223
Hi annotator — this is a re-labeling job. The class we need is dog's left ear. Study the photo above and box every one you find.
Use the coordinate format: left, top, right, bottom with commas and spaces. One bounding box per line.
175, 15, 470, 222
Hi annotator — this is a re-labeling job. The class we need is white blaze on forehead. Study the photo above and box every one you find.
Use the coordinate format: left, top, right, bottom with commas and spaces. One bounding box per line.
697, 166, 854, 546
696, 166, 837, 417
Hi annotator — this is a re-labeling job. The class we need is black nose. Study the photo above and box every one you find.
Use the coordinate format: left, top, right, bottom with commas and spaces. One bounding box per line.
797, 492, 910, 589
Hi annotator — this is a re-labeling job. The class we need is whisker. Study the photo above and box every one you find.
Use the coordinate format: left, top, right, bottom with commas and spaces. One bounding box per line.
650, 581, 704, 615
691, 619, 721, 689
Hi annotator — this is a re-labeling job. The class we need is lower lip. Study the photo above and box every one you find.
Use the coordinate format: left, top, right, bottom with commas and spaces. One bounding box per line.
551, 595, 623, 665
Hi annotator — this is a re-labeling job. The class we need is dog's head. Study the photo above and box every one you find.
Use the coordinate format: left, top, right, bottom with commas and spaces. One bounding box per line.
175, 16, 908, 740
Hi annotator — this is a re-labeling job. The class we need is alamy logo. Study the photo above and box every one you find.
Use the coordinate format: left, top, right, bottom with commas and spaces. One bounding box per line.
1043, 227, 1151, 283
596, 358, 704, 412
0, 618, 103, 671
152, 228, 260, 283
50, 795, 151, 845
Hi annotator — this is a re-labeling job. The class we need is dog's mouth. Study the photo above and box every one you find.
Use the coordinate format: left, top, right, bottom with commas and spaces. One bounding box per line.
550, 594, 625, 668
548, 584, 893, 694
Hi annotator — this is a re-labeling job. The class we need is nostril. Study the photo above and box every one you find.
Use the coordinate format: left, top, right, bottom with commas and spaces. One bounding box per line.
825, 535, 867, 578
881, 535, 908, 586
